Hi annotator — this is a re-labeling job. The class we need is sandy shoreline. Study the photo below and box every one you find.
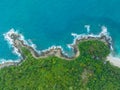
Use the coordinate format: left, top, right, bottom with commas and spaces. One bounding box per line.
0, 26, 120, 69
107, 55, 120, 68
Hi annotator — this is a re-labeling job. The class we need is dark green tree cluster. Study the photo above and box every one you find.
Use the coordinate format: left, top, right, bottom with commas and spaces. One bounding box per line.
0, 40, 120, 90
78, 40, 110, 60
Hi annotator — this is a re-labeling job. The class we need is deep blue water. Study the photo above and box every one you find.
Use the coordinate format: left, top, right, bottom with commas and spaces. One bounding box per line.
0, 0, 120, 62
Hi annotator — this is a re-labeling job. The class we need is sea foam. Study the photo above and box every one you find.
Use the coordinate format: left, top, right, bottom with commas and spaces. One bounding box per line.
3, 28, 69, 60
1, 26, 120, 66
84, 25, 90, 33
4, 29, 23, 57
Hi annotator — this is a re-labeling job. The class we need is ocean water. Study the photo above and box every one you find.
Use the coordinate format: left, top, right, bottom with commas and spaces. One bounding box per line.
0, 0, 120, 62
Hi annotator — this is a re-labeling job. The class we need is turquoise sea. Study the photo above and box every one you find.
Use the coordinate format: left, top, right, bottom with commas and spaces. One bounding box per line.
0, 0, 120, 62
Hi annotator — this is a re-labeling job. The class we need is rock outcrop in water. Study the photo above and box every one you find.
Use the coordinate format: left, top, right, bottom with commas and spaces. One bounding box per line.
0, 26, 113, 69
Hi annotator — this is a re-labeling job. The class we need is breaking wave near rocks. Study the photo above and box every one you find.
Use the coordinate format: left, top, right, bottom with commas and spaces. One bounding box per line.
1, 25, 120, 68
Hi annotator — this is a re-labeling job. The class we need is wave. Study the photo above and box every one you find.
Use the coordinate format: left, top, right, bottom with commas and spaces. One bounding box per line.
84, 25, 90, 33
1, 25, 120, 67
0, 58, 20, 64
2, 28, 70, 60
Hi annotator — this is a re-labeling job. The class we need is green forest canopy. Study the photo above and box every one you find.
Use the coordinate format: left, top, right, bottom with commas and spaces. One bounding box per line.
0, 40, 120, 90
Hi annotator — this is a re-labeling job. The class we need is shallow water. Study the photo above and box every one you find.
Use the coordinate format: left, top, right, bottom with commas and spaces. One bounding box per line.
0, 0, 120, 62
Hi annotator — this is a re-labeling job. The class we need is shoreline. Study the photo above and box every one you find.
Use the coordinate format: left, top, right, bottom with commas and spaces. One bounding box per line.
107, 55, 120, 68
0, 26, 120, 69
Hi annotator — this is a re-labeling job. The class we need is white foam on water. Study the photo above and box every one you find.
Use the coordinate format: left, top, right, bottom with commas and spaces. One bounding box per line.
3, 28, 39, 56
3, 28, 21, 57
2, 28, 69, 61
84, 25, 90, 33
73, 25, 120, 67
0, 58, 20, 64
1, 26, 120, 68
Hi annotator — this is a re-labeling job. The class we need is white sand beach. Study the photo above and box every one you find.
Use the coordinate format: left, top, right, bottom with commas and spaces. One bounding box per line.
107, 55, 120, 68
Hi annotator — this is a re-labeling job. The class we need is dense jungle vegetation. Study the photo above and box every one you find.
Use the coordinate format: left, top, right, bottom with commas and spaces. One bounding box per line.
0, 40, 120, 90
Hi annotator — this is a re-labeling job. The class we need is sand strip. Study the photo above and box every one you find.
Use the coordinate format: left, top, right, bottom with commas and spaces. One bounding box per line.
107, 55, 120, 68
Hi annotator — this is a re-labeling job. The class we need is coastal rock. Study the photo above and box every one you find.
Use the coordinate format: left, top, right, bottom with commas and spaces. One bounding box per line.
0, 26, 113, 69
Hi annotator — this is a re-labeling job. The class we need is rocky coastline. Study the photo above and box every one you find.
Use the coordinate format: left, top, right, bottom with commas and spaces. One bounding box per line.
0, 26, 113, 69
